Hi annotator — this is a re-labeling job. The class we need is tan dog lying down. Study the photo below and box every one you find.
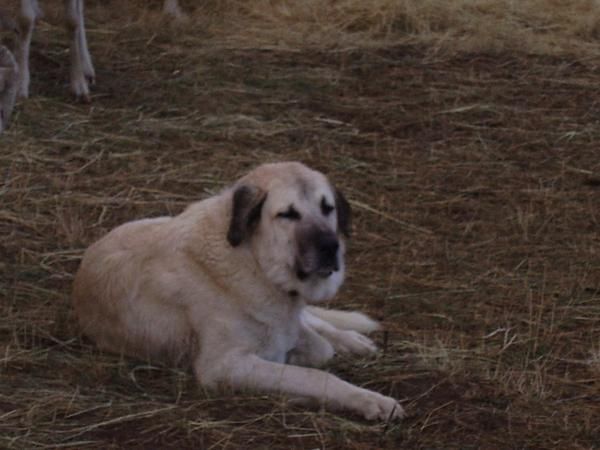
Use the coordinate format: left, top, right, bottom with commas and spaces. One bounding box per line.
73, 161, 404, 420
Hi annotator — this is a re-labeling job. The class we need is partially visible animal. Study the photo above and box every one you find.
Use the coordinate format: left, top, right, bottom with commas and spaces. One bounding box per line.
0, 0, 94, 131
163, 0, 185, 19
0, 44, 18, 133
11, 0, 95, 100
73, 161, 405, 421
0, 1, 188, 132
1, 0, 185, 101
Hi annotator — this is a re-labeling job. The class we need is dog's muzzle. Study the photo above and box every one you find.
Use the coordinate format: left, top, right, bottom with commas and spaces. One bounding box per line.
296, 228, 340, 281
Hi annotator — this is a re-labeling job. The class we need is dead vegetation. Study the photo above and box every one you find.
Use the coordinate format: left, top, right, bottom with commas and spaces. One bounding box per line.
1, 0, 599, 448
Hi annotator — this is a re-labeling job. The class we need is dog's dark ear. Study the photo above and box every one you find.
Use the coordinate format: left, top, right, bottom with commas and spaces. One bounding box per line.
227, 185, 267, 247
335, 188, 351, 238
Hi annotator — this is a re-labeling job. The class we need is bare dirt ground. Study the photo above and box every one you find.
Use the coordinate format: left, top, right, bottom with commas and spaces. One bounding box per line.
1, 1, 599, 448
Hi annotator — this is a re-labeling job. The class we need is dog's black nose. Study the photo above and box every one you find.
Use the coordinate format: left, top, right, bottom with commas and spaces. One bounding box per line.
318, 233, 339, 257
317, 232, 339, 271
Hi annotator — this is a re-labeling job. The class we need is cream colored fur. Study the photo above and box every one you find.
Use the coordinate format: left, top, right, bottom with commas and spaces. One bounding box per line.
73, 162, 404, 421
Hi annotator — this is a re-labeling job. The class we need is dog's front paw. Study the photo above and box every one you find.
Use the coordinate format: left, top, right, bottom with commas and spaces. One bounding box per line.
333, 330, 378, 355
358, 390, 405, 421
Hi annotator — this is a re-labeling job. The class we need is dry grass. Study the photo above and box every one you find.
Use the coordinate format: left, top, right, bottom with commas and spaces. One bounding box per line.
1, 0, 600, 448
205, 0, 600, 56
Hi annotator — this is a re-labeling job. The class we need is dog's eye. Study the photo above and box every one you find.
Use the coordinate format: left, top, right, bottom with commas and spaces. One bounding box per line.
321, 197, 335, 216
276, 206, 301, 220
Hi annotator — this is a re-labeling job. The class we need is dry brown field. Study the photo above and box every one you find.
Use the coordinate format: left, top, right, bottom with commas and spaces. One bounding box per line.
1, 1, 599, 448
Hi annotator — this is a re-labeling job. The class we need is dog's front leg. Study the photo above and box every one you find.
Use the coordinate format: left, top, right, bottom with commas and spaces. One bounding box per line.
195, 352, 404, 421
302, 309, 378, 356
287, 321, 334, 367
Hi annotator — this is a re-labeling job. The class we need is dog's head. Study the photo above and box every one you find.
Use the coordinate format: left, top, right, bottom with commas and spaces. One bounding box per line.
227, 162, 351, 302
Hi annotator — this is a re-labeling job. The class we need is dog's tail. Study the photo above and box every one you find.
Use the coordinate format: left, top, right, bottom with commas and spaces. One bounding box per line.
305, 306, 380, 334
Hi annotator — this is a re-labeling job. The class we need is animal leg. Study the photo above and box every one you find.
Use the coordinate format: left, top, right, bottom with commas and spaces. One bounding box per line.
306, 305, 380, 333
16, 0, 41, 98
64, 0, 94, 101
287, 319, 335, 367
196, 352, 404, 421
302, 308, 378, 356
0, 46, 18, 132
163, 0, 187, 20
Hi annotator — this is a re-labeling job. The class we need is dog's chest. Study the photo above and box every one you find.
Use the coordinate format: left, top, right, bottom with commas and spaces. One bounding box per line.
256, 315, 301, 364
